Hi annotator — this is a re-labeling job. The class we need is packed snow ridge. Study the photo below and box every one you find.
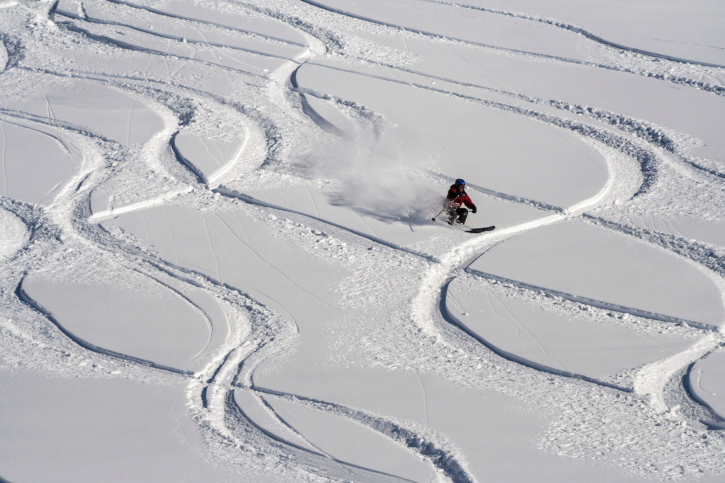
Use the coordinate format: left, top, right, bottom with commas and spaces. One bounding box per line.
1, 1, 724, 482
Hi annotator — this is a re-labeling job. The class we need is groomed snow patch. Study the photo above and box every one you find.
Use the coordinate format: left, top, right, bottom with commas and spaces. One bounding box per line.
469, 219, 725, 327
22, 274, 214, 372
1, 82, 164, 146
445, 278, 694, 384
0, 120, 83, 206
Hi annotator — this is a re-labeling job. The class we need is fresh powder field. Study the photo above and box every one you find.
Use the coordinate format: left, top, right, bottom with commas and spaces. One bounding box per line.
1, 1, 724, 482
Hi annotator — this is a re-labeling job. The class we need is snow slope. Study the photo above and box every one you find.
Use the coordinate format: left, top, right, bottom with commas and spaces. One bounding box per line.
0, 1, 724, 482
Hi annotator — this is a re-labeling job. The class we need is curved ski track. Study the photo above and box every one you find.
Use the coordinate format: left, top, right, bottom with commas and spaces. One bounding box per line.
299, 0, 725, 96
419, 0, 725, 69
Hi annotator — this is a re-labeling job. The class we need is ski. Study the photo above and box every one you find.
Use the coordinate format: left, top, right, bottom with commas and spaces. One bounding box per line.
432, 216, 495, 233
467, 226, 495, 233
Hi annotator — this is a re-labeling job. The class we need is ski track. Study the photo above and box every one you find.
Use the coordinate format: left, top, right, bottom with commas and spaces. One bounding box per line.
439, 279, 633, 393
299, 0, 725, 97
466, 269, 720, 332
634, 334, 721, 414
250, 385, 473, 483
213, 186, 439, 262
104, 0, 308, 48
332, 56, 725, 180
420, 0, 725, 69
0, 0, 724, 481
15, 276, 195, 376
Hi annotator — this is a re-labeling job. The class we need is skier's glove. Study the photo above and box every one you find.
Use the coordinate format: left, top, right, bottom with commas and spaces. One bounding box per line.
471, 206, 477, 213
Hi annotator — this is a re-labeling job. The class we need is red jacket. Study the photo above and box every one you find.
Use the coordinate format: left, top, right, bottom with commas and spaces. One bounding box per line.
445, 185, 475, 209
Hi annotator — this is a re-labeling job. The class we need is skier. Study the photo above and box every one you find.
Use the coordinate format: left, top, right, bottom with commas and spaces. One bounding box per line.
445, 179, 477, 225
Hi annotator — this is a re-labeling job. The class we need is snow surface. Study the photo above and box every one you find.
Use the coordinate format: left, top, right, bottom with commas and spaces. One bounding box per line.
172, 133, 245, 185
0, 120, 84, 205
445, 276, 694, 386
1, 0, 725, 482
449, 0, 725, 67
468, 219, 725, 328
21, 272, 224, 373
0, 80, 165, 146
0, 368, 247, 483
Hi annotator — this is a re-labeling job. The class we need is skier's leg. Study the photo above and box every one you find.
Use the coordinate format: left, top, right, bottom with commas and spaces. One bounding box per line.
446, 207, 456, 225
456, 208, 468, 224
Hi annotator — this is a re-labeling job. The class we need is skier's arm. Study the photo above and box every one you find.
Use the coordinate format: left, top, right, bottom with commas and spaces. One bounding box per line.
444, 188, 459, 207
462, 194, 476, 210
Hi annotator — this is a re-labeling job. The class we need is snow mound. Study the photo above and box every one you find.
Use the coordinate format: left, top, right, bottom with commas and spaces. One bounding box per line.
0, 207, 27, 260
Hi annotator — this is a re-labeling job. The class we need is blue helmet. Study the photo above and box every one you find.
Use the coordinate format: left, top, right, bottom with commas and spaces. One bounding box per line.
455, 178, 465, 187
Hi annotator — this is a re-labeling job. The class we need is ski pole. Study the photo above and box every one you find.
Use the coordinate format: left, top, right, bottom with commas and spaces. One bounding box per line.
431, 207, 447, 222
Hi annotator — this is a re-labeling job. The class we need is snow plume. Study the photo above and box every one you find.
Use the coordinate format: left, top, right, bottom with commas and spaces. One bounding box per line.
306, 125, 440, 224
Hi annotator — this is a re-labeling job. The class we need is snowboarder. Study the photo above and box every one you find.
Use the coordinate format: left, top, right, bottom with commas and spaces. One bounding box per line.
445, 179, 477, 225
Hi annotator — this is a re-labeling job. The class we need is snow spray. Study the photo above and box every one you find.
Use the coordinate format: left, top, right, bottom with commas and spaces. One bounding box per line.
305, 124, 439, 224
